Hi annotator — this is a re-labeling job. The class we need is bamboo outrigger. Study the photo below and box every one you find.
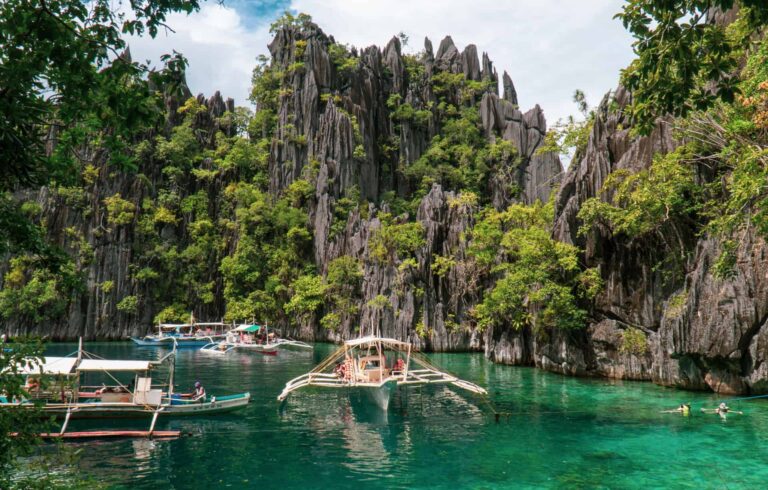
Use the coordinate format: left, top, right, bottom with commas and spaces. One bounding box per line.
1, 340, 250, 438
200, 323, 312, 356
277, 335, 486, 410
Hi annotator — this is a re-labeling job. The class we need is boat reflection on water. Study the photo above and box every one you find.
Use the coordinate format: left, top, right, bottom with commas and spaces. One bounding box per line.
279, 382, 487, 481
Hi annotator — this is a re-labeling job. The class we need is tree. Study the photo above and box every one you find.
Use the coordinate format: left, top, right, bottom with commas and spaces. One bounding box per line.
616, 0, 768, 133
0, 338, 47, 485
0, 0, 205, 292
0, 0, 209, 483
0, 0, 203, 191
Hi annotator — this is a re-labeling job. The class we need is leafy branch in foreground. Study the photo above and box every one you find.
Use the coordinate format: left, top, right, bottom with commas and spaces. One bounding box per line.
0, 338, 47, 484
616, 0, 768, 134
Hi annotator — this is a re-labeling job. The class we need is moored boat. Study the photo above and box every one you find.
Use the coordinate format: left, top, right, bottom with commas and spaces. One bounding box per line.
1, 342, 250, 436
277, 335, 486, 410
131, 321, 228, 347
200, 323, 311, 356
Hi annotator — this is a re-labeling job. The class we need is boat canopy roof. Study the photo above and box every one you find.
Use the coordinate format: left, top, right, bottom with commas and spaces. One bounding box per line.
78, 359, 152, 372
19, 356, 78, 375
344, 336, 412, 349
235, 324, 261, 332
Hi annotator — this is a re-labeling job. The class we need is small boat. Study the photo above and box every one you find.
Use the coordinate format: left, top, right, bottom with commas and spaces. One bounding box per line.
1, 341, 250, 437
131, 321, 228, 347
277, 335, 486, 410
200, 323, 311, 356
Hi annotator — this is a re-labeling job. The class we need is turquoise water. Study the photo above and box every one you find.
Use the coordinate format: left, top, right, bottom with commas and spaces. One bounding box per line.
38, 342, 768, 489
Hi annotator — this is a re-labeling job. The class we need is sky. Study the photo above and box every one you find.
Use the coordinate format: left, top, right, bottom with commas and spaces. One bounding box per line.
127, 0, 636, 128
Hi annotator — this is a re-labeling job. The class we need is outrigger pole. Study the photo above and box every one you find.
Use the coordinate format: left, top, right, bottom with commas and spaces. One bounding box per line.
60, 337, 84, 435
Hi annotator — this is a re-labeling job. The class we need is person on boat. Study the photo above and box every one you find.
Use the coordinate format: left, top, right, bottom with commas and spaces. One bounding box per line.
334, 362, 345, 378
343, 356, 354, 381
192, 381, 206, 401
393, 358, 405, 374
25, 377, 40, 393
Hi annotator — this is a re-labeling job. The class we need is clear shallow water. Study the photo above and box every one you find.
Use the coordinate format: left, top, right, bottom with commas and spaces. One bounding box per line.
40, 342, 768, 489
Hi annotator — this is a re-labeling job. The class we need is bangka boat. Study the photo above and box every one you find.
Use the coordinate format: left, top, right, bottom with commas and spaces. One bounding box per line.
277, 335, 486, 410
200, 323, 312, 356
131, 321, 228, 347
1, 341, 250, 436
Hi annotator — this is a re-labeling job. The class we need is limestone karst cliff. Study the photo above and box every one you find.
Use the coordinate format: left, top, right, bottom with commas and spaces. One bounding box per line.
4, 13, 767, 396
1, 20, 564, 348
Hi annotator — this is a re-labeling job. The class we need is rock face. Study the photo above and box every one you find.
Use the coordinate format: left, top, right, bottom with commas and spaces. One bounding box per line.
5, 18, 764, 395
1, 24, 563, 348
509, 83, 768, 394
264, 25, 563, 349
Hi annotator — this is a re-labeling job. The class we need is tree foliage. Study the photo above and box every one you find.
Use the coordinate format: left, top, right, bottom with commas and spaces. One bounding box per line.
537, 90, 595, 162
0, 338, 48, 485
616, 0, 768, 133
473, 199, 602, 332
0, 0, 201, 190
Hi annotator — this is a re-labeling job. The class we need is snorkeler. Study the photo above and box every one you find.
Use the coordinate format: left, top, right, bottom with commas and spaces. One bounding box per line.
701, 402, 743, 419
662, 403, 691, 416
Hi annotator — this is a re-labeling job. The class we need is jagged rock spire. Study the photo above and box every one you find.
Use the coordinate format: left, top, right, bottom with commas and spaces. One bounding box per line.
503, 71, 518, 106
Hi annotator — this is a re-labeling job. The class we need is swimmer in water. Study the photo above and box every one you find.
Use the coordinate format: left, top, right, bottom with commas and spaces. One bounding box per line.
662, 403, 691, 416
701, 402, 743, 419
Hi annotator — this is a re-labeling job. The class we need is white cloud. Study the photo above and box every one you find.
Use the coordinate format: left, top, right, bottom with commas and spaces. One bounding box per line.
126, 4, 272, 105
125, 1, 636, 128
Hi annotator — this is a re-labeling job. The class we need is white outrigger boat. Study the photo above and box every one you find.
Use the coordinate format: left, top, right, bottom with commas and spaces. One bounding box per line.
200, 324, 312, 356
277, 335, 486, 410
131, 321, 228, 347
1, 341, 250, 437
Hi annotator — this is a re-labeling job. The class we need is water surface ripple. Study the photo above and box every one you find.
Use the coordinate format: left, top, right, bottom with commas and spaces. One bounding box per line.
42, 343, 768, 489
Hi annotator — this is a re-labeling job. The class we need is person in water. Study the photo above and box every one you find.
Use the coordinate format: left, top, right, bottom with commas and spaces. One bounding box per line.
701, 401, 743, 419
662, 403, 691, 415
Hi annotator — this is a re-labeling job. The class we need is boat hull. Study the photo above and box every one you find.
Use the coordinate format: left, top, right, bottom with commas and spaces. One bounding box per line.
2, 393, 250, 419
131, 337, 222, 348
360, 380, 397, 411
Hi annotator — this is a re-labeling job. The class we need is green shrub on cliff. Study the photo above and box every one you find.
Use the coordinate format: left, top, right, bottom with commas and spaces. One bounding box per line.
369, 213, 425, 264
0, 255, 80, 322
321, 256, 363, 329
104, 194, 136, 227
577, 144, 701, 242
620, 327, 648, 356
284, 274, 327, 322
473, 199, 601, 332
